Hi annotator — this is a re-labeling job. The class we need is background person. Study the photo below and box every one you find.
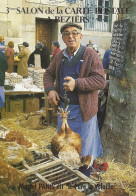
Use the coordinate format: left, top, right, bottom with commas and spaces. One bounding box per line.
0, 50, 8, 118
5, 41, 15, 73
87, 40, 101, 58
102, 49, 110, 80
28, 43, 42, 67
51, 41, 61, 61
18, 42, 31, 77
43, 23, 106, 177
41, 41, 50, 69
86, 40, 94, 48
0, 36, 6, 53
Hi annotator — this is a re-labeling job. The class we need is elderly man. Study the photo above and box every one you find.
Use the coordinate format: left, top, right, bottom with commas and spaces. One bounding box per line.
43, 23, 106, 177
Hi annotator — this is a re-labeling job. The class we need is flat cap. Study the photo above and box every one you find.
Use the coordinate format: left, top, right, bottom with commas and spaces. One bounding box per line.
23, 42, 29, 47
60, 23, 82, 34
35, 43, 42, 49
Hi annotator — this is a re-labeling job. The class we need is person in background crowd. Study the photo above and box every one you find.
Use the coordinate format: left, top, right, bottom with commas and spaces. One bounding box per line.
18, 42, 31, 77
0, 36, 6, 53
5, 41, 15, 73
43, 23, 106, 177
87, 40, 101, 58
87, 40, 99, 52
0, 51, 8, 118
51, 41, 61, 61
41, 41, 50, 69
102, 49, 110, 80
86, 40, 94, 48
28, 43, 42, 67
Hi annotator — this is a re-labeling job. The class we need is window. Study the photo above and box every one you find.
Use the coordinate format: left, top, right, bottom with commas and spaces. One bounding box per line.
98, 0, 102, 6
66, 0, 76, 3
98, 15, 102, 21
85, 0, 111, 32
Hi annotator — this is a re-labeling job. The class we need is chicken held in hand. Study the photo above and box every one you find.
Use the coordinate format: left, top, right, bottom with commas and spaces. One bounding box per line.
51, 107, 92, 169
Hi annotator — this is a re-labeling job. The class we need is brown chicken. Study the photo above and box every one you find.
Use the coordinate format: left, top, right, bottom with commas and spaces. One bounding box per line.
5, 130, 32, 148
65, 122, 82, 155
51, 107, 81, 156
51, 107, 68, 156
79, 155, 92, 173
51, 107, 91, 169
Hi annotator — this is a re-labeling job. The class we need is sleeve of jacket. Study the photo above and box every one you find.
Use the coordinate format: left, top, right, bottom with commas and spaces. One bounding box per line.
18, 49, 25, 59
28, 53, 34, 66
40, 45, 50, 69
77, 48, 106, 92
43, 57, 57, 94
102, 50, 110, 69
5, 49, 10, 58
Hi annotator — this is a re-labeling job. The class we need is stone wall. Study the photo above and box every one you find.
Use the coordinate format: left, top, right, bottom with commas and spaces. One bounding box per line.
0, 0, 23, 52
0, 0, 118, 54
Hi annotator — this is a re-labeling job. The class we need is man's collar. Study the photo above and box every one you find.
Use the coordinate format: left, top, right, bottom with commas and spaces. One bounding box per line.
63, 45, 81, 61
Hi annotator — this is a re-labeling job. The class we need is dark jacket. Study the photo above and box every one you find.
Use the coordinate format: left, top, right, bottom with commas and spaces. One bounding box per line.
41, 45, 50, 69
0, 51, 8, 86
102, 49, 110, 69
43, 46, 106, 122
28, 48, 42, 66
102, 49, 110, 80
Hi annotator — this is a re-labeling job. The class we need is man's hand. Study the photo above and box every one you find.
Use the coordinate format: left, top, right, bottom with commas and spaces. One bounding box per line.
63, 77, 76, 91
48, 90, 60, 106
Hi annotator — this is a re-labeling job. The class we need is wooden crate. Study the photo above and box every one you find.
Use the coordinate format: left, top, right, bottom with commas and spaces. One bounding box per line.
10, 99, 24, 113
5, 96, 10, 112
43, 94, 55, 124
14, 151, 97, 195
24, 98, 39, 113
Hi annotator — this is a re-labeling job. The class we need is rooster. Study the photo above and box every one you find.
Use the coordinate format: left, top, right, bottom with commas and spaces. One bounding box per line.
65, 122, 82, 155
50, 107, 69, 156
51, 107, 91, 169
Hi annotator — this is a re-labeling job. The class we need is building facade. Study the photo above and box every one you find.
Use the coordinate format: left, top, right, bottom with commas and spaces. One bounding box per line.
0, 0, 119, 55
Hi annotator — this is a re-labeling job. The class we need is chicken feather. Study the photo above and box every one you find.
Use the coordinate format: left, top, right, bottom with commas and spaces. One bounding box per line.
51, 107, 92, 169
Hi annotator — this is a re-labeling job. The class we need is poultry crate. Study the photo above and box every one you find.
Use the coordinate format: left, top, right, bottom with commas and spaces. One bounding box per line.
0, 125, 98, 195
15, 151, 98, 195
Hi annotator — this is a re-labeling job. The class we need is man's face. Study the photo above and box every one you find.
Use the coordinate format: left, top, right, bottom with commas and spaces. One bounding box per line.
0, 38, 4, 43
62, 26, 82, 50
52, 44, 57, 51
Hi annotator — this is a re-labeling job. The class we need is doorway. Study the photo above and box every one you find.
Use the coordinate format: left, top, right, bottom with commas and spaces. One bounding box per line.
36, 18, 58, 52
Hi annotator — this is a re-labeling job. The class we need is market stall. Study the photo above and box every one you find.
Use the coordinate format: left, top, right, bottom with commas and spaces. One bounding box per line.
4, 69, 46, 113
